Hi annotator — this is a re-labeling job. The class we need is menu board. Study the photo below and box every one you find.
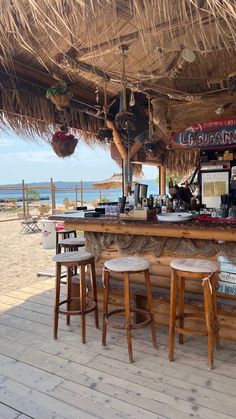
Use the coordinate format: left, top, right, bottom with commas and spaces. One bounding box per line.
201, 171, 229, 208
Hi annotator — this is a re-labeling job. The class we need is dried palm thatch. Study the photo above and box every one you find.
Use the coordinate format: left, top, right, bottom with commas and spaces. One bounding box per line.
0, 0, 235, 173
0, 88, 102, 143
164, 149, 200, 176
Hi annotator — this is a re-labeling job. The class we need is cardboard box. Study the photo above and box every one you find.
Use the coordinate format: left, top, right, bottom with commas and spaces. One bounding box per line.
120, 209, 156, 220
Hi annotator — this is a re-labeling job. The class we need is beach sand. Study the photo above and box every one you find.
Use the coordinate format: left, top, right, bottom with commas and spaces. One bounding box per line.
0, 220, 55, 295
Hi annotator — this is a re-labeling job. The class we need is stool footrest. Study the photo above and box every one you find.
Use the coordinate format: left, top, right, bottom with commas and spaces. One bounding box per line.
175, 326, 207, 337
105, 308, 152, 330
175, 312, 206, 320
58, 298, 97, 316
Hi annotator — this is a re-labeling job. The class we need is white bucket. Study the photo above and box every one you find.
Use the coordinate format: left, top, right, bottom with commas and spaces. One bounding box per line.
40, 220, 57, 249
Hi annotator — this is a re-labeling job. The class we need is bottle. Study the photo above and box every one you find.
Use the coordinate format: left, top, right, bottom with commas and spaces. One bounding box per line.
161, 200, 167, 213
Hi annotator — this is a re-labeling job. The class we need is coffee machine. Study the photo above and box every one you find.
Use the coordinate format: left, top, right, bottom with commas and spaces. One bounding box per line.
134, 183, 148, 208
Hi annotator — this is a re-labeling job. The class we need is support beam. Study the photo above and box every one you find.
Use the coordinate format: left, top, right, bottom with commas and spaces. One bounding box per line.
159, 165, 166, 195
107, 120, 127, 161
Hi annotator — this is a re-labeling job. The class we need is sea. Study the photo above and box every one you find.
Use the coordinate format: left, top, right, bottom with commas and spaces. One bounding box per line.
0, 179, 159, 205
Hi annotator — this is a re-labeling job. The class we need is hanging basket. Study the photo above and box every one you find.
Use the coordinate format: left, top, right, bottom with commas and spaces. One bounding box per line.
50, 95, 70, 111
51, 137, 78, 158
97, 127, 113, 143
115, 111, 136, 132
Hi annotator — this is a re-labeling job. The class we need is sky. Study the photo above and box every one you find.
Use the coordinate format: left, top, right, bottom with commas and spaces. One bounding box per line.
0, 131, 158, 185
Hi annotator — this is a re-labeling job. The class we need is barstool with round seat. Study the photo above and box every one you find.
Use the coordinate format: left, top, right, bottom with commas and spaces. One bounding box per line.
53, 251, 99, 343
56, 229, 77, 254
58, 237, 85, 253
102, 256, 157, 363
169, 258, 220, 370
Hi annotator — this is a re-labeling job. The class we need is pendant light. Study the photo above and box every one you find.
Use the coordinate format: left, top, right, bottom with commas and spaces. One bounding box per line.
115, 45, 136, 133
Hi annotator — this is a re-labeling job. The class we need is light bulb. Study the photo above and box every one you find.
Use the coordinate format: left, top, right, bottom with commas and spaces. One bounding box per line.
129, 91, 135, 107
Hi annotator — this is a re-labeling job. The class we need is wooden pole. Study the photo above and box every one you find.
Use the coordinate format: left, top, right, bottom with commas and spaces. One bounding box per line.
99, 189, 102, 202
159, 165, 166, 195
80, 180, 83, 206
107, 121, 127, 161
75, 185, 78, 208
22, 179, 26, 216
26, 187, 29, 215
50, 177, 56, 213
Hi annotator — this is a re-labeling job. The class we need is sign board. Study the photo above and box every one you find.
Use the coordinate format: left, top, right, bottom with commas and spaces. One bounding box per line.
201, 170, 229, 208
172, 117, 236, 149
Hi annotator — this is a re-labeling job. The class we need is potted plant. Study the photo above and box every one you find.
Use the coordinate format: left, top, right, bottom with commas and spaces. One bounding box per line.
51, 126, 78, 158
46, 84, 73, 110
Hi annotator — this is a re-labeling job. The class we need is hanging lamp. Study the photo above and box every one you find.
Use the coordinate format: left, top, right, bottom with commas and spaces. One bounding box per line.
97, 81, 113, 143
115, 45, 136, 133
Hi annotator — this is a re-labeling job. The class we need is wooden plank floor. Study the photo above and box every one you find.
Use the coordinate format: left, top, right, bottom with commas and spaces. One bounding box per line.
0, 279, 236, 418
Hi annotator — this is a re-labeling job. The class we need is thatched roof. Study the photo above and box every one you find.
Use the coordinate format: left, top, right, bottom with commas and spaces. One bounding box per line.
0, 0, 236, 172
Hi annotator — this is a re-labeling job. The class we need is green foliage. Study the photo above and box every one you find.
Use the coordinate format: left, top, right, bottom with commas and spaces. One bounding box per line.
46, 84, 73, 99
155, 174, 182, 186
28, 189, 40, 199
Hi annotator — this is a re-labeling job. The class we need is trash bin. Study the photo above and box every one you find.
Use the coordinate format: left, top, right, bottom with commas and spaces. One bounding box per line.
40, 220, 57, 249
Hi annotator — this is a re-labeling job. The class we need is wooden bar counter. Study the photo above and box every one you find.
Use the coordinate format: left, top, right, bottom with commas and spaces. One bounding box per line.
51, 214, 236, 341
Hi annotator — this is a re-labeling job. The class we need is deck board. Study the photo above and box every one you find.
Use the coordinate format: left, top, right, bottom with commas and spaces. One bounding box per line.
0, 279, 236, 418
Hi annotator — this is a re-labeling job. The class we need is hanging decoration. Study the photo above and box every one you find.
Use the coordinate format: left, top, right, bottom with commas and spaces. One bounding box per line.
51, 125, 78, 158
97, 81, 113, 143
115, 45, 136, 133
46, 83, 73, 111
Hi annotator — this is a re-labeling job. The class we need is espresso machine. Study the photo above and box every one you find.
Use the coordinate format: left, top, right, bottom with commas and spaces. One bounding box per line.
134, 183, 148, 208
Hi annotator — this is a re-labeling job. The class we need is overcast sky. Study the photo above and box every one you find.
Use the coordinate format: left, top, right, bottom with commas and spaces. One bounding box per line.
0, 131, 157, 184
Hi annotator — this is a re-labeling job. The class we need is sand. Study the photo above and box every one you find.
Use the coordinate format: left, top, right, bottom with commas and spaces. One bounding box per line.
0, 220, 55, 295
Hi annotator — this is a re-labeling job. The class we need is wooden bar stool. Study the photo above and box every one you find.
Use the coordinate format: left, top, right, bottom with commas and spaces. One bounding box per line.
53, 251, 99, 343
102, 256, 157, 363
169, 258, 220, 370
58, 237, 85, 253
56, 229, 77, 254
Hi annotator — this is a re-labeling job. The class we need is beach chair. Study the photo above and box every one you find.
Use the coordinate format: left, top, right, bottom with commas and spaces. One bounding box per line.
18, 213, 41, 233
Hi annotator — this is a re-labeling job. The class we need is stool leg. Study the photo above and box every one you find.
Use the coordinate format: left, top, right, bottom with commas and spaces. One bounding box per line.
203, 278, 214, 370
169, 269, 178, 361
178, 277, 185, 345
211, 275, 220, 350
144, 269, 157, 349
54, 263, 61, 339
124, 273, 133, 363
80, 264, 86, 344
90, 261, 99, 329
67, 267, 72, 326
102, 269, 110, 346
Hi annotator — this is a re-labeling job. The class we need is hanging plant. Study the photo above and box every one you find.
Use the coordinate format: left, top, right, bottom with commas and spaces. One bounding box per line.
51, 126, 78, 158
46, 84, 73, 110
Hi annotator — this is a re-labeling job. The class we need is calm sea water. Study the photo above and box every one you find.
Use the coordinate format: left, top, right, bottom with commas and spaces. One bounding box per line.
0, 179, 159, 205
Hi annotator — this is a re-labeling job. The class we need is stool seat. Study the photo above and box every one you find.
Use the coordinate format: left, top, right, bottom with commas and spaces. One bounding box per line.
59, 237, 85, 246
102, 256, 156, 362
104, 256, 150, 272
170, 258, 219, 273
53, 251, 93, 263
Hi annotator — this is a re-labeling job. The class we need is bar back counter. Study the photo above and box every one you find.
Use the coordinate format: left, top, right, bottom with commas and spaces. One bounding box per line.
52, 214, 236, 341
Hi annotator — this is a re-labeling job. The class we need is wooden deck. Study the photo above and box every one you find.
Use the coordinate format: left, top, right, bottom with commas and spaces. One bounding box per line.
0, 279, 236, 418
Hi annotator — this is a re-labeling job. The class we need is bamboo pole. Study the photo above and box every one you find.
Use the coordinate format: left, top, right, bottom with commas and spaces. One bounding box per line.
80, 180, 83, 206
50, 177, 56, 213
22, 179, 26, 216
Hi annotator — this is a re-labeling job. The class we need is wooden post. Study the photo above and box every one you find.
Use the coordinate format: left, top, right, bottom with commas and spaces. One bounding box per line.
50, 177, 56, 213
22, 179, 26, 216
159, 165, 166, 195
99, 189, 102, 202
75, 185, 78, 208
80, 180, 83, 206
26, 187, 29, 215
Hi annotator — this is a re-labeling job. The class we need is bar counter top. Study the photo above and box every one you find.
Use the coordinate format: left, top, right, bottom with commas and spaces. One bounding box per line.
50, 213, 236, 242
